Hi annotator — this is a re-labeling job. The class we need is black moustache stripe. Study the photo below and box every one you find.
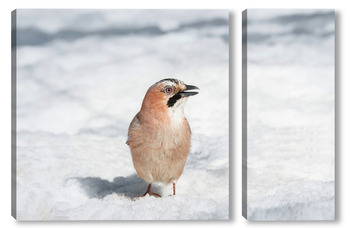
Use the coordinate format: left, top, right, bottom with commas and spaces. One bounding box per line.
167, 93, 182, 107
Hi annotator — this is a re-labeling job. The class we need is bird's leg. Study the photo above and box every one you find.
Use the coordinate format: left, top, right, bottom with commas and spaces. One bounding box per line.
145, 183, 161, 197
173, 183, 176, 195
135, 183, 161, 199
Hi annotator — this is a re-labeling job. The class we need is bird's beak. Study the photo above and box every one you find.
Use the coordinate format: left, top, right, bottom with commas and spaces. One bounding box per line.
178, 85, 200, 97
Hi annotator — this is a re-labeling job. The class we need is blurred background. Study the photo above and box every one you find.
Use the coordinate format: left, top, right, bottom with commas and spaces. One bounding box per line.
15, 10, 229, 220
16, 9, 229, 137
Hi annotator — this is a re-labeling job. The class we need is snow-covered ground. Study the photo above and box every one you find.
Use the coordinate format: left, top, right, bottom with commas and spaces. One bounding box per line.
246, 9, 335, 220
15, 9, 229, 220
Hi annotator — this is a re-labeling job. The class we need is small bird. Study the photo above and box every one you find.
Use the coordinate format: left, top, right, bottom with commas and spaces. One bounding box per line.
127, 78, 199, 198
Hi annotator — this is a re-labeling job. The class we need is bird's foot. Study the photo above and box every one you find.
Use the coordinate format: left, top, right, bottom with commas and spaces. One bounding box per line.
145, 191, 161, 198
135, 191, 161, 199
134, 184, 161, 200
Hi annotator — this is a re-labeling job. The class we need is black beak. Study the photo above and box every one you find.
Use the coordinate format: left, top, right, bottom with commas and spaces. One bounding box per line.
178, 84, 199, 97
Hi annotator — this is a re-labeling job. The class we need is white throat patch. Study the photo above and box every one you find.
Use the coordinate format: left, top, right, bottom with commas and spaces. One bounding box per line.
168, 97, 188, 127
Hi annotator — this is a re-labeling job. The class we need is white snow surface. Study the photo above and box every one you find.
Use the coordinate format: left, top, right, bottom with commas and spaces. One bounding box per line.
246, 10, 334, 220
15, 10, 229, 220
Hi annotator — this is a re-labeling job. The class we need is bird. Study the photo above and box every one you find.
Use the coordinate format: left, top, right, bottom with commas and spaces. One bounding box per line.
126, 78, 199, 198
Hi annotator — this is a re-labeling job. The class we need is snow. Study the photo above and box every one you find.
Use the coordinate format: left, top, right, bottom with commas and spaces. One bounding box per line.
246, 9, 335, 220
248, 181, 334, 220
14, 9, 229, 220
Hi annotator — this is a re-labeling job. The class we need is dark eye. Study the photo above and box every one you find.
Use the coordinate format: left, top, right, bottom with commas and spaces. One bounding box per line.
165, 87, 173, 94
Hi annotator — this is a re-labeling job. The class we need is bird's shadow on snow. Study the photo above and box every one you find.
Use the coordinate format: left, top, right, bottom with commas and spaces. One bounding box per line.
71, 174, 161, 200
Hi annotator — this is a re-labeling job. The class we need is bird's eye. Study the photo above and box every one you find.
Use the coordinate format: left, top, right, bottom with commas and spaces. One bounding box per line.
165, 87, 173, 94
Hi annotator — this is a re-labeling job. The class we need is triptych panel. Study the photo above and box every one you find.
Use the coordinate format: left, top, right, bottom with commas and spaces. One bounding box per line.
243, 9, 335, 220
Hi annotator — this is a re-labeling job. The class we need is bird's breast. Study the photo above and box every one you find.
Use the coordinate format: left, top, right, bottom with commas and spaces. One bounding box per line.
152, 119, 190, 151
129, 109, 191, 156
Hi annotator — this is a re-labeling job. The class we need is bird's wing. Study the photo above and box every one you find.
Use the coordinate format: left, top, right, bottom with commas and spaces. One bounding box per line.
126, 112, 141, 145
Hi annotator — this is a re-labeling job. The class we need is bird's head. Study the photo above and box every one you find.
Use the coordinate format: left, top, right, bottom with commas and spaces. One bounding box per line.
140, 78, 199, 123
